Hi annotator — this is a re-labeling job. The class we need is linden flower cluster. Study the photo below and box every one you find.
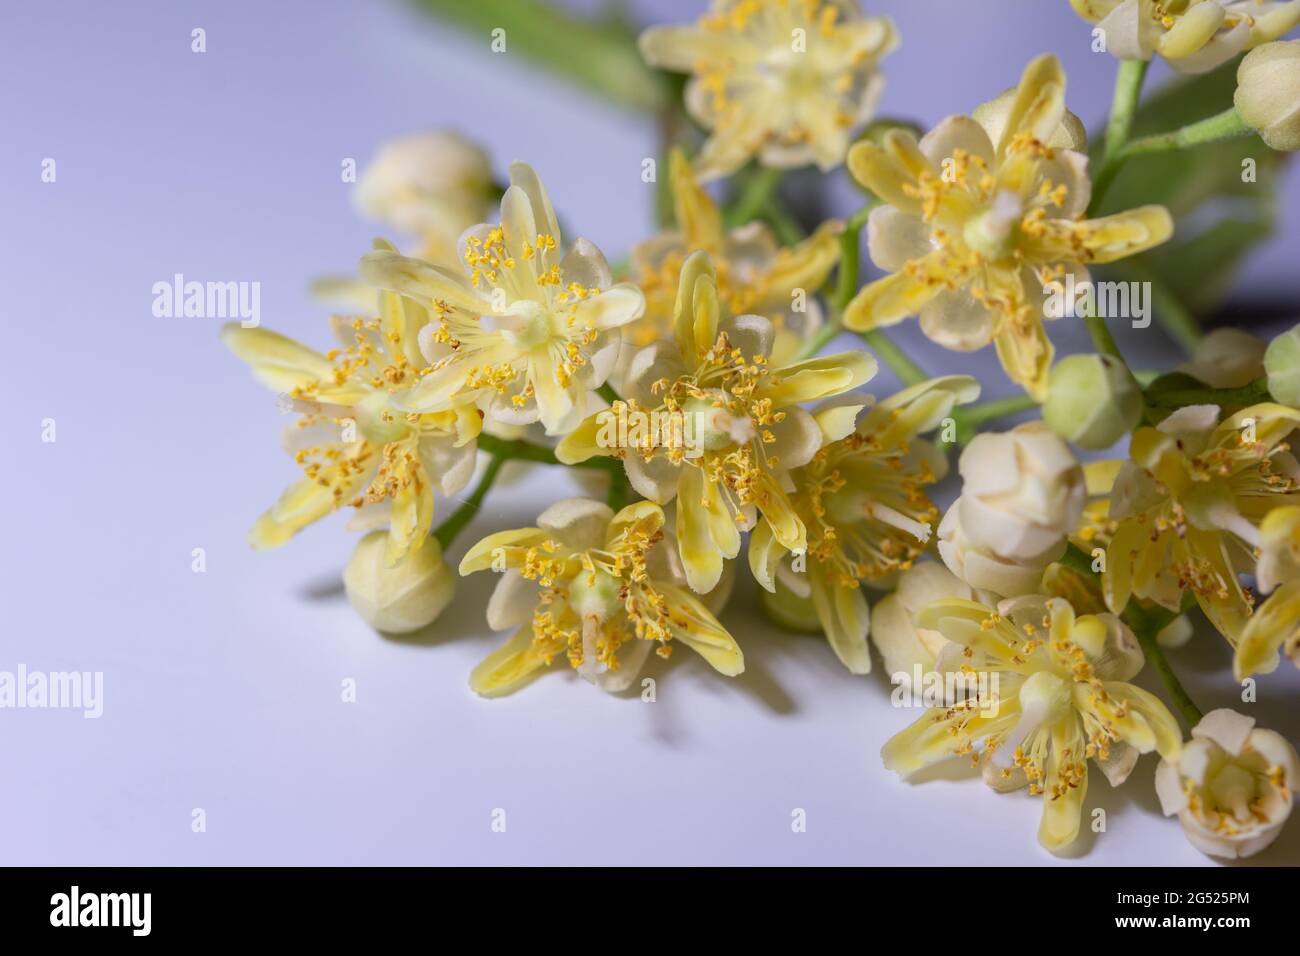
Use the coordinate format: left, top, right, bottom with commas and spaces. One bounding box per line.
226, 0, 1300, 860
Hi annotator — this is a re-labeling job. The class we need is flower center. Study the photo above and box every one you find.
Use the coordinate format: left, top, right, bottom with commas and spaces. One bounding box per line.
963, 190, 1024, 262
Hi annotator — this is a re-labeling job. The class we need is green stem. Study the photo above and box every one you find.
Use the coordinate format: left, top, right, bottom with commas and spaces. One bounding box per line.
725, 167, 782, 227
1127, 604, 1205, 728
861, 329, 927, 386
432, 454, 506, 550
1145, 376, 1271, 409
1082, 291, 1126, 365
792, 318, 844, 362
1089, 58, 1150, 216
1121, 106, 1252, 158
828, 201, 925, 384
475, 433, 619, 472
761, 203, 806, 245
833, 203, 876, 313
959, 393, 1040, 428
597, 382, 622, 406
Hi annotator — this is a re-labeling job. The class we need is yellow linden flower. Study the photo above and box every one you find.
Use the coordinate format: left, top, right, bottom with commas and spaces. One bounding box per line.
460, 498, 743, 697
1104, 403, 1300, 643
882, 596, 1182, 851
222, 270, 483, 566
1234, 505, 1300, 678
749, 377, 980, 672
639, 0, 899, 180
358, 162, 646, 435
842, 54, 1173, 400
626, 150, 842, 365
1071, 0, 1300, 74
557, 252, 877, 594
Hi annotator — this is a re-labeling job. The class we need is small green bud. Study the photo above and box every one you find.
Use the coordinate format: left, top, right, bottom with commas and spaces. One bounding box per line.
1265, 324, 1300, 406
1043, 353, 1141, 450
759, 578, 822, 633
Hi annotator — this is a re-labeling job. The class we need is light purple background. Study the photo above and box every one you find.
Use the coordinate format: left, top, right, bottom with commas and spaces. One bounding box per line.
2, 0, 1298, 865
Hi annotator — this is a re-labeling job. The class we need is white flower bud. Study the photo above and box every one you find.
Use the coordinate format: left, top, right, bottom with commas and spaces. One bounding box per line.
1043, 354, 1142, 450
344, 532, 454, 634
1156, 709, 1300, 859
937, 500, 1064, 597
354, 130, 492, 241
956, 422, 1086, 562
1235, 40, 1300, 152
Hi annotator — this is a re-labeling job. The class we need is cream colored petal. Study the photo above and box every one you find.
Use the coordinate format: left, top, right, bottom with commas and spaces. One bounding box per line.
721, 313, 775, 362
507, 161, 561, 246
866, 206, 931, 273
486, 569, 536, 630
625, 454, 683, 504
658, 582, 745, 676
810, 565, 872, 674
221, 325, 334, 393
919, 114, 996, 167
1191, 708, 1256, 757
573, 283, 646, 331
748, 519, 782, 593
767, 406, 823, 470
761, 351, 877, 405
358, 249, 485, 314
459, 527, 550, 574
636, 25, 753, 72
561, 237, 613, 290
537, 497, 613, 550
677, 470, 725, 594
248, 477, 337, 549
919, 287, 996, 351
469, 625, 550, 698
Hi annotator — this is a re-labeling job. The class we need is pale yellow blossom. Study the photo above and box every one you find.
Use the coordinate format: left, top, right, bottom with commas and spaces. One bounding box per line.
882, 595, 1181, 851
222, 268, 482, 565
460, 498, 743, 696
557, 251, 876, 594
359, 162, 645, 435
843, 54, 1172, 399
750, 376, 979, 671
639, 0, 899, 180
627, 149, 842, 364
1071, 0, 1300, 74
1104, 403, 1300, 643
1156, 708, 1299, 858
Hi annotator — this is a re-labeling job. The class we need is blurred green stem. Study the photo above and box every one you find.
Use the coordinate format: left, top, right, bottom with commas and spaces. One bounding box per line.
1089, 58, 1149, 216
725, 167, 783, 227
1122, 107, 1251, 157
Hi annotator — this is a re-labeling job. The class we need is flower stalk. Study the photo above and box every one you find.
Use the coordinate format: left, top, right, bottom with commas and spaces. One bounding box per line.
432, 453, 507, 550
1089, 58, 1149, 215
